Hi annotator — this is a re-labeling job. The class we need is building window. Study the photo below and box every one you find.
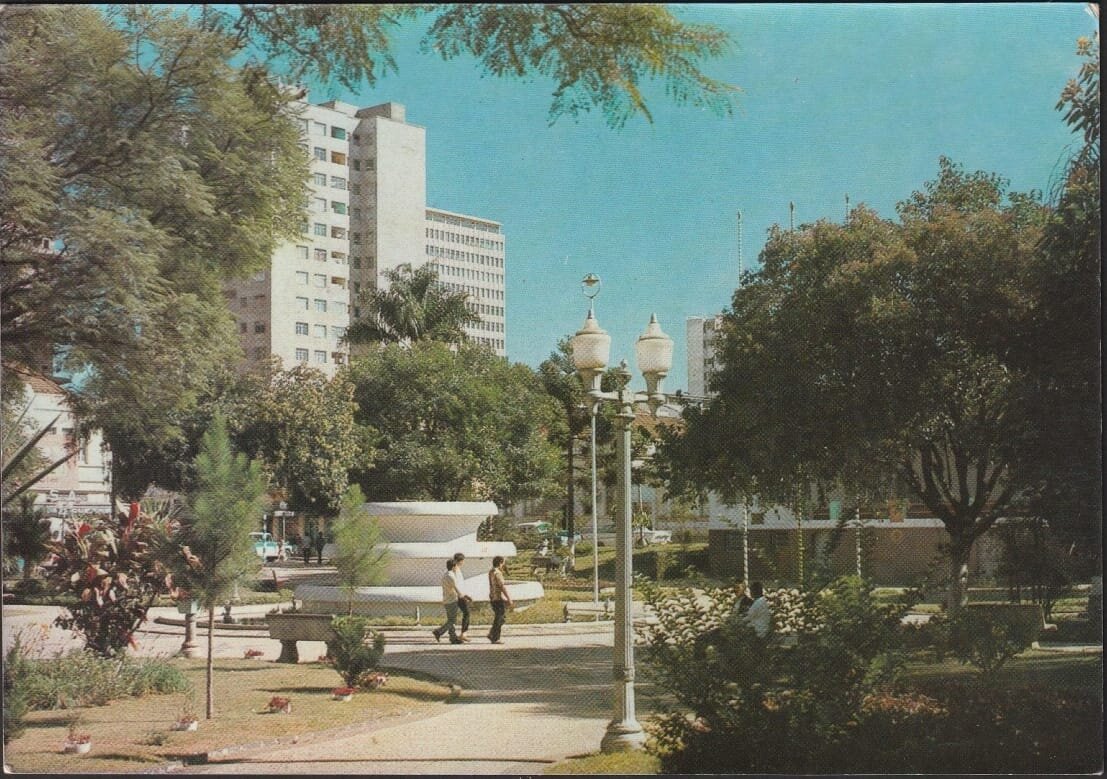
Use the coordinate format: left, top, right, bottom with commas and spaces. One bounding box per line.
331, 226, 346, 240
332, 326, 346, 340
296, 245, 309, 260
352, 159, 361, 171
330, 151, 346, 165
314, 350, 327, 363
315, 299, 327, 312
351, 183, 361, 195
332, 201, 347, 215
254, 322, 266, 333
330, 176, 346, 190
295, 348, 309, 362
352, 256, 361, 269
314, 248, 327, 262
312, 121, 327, 136
313, 273, 326, 288
352, 207, 362, 220
313, 172, 327, 186
239, 321, 247, 333
313, 197, 327, 213
296, 296, 309, 310
332, 301, 346, 315
314, 324, 327, 339
352, 133, 360, 145
313, 146, 326, 161
253, 346, 267, 359
331, 126, 346, 140
351, 232, 360, 245
333, 352, 346, 365
295, 322, 309, 336
313, 223, 327, 236
295, 271, 309, 285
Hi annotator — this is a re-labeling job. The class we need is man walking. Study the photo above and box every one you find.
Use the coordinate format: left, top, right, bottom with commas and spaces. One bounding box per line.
743, 581, 772, 638
451, 552, 473, 642
487, 555, 513, 644
433, 559, 464, 645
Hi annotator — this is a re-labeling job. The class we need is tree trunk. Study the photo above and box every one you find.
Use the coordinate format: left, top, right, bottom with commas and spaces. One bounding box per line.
205, 606, 215, 719
947, 541, 972, 615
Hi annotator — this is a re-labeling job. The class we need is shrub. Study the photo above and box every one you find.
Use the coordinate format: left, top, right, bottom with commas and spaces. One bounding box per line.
947, 604, 1040, 676
3, 639, 29, 744
5, 636, 190, 711
329, 615, 386, 688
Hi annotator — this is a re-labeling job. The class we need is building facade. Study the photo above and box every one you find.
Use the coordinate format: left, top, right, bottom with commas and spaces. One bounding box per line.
226, 99, 507, 377
686, 314, 725, 399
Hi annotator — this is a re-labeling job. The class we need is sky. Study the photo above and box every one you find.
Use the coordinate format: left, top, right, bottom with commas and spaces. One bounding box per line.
302, 3, 1096, 392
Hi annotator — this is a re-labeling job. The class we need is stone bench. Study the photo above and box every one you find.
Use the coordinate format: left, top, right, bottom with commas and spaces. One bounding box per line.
266, 612, 339, 663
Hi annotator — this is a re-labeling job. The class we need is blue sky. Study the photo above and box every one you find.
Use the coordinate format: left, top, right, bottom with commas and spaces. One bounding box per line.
304, 3, 1095, 392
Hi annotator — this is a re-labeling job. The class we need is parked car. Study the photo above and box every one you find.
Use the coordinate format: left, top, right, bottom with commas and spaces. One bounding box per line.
583, 524, 671, 546
555, 530, 582, 546
251, 532, 292, 562
516, 520, 553, 536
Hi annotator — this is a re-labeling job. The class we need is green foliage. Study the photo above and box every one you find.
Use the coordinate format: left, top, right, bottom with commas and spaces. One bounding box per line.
346, 263, 478, 346
0, 6, 309, 501
946, 605, 1040, 677
2, 637, 189, 712
203, 4, 737, 127
177, 412, 268, 610
331, 485, 388, 613
3, 639, 28, 744
231, 364, 365, 514
45, 504, 180, 657
348, 341, 561, 505
643, 577, 910, 773
1, 494, 53, 579
328, 616, 386, 688
0, 381, 75, 507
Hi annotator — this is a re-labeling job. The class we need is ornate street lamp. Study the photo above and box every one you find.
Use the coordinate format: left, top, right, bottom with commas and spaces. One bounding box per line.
570, 285, 673, 752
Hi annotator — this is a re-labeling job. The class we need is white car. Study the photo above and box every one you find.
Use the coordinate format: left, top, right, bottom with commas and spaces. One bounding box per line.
251, 532, 291, 562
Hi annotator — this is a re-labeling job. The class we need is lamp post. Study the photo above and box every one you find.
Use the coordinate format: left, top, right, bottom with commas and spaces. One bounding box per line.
581, 275, 603, 606
571, 282, 673, 753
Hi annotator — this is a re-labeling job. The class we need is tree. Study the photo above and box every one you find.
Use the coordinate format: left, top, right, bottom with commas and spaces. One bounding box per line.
231, 363, 366, 515
331, 485, 389, 614
178, 411, 268, 719
659, 160, 1045, 611
345, 263, 478, 347
195, 4, 737, 129
348, 341, 562, 506
1010, 33, 1101, 563
1, 495, 52, 580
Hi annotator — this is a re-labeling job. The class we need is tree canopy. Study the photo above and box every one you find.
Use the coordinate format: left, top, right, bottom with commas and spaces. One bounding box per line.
348, 342, 563, 506
658, 158, 1047, 607
345, 263, 478, 347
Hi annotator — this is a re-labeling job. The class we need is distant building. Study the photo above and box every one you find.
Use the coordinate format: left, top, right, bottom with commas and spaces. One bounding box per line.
5, 368, 112, 532
686, 314, 725, 399
225, 98, 507, 378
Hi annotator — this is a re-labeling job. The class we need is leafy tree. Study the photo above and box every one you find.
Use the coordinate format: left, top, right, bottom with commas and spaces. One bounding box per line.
1009, 34, 1101, 563
346, 263, 478, 347
231, 363, 366, 515
195, 4, 737, 128
1, 495, 53, 580
45, 502, 180, 657
348, 341, 562, 506
177, 412, 268, 719
659, 160, 1045, 611
331, 485, 389, 614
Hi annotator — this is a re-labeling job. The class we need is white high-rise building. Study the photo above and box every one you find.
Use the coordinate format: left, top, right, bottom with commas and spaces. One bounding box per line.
227, 99, 507, 377
686, 314, 725, 398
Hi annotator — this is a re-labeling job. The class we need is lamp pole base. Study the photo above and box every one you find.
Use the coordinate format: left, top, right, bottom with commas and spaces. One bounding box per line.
178, 641, 199, 659
600, 719, 646, 753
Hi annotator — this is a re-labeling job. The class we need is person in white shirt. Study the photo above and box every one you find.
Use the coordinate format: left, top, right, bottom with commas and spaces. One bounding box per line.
743, 581, 772, 638
432, 559, 463, 645
451, 552, 473, 643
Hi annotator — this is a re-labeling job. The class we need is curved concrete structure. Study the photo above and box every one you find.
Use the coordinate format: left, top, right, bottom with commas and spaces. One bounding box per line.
296, 501, 544, 618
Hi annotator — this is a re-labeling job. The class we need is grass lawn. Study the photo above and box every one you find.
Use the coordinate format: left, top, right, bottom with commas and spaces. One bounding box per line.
4, 658, 452, 775
905, 647, 1103, 690
545, 750, 661, 774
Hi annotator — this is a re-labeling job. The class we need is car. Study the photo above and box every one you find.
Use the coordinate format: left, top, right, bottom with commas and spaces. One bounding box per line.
639, 529, 672, 545
251, 532, 292, 562
555, 530, 582, 546
516, 521, 553, 536
583, 525, 671, 546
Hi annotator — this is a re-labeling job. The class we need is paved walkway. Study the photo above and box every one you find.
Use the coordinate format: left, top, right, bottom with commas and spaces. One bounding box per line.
2, 604, 650, 775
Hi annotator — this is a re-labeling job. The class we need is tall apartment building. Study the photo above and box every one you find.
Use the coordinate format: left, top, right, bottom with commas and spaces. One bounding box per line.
685, 314, 725, 398
227, 99, 506, 377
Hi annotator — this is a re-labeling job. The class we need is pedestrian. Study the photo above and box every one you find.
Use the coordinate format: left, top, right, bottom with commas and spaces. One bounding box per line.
451, 552, 473, 642
743, 581, 772, 638
734, 581, 755, 613
313, 528, 326, 565
487, 555, 513, 644
301, 534, 312, 565
432, 559, 464, 644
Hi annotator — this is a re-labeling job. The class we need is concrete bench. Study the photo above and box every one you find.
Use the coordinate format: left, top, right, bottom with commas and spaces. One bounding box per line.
266, 612, 339, 663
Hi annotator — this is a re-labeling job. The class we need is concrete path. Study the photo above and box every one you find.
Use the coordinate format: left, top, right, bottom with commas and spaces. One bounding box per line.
2, 604, 653, 775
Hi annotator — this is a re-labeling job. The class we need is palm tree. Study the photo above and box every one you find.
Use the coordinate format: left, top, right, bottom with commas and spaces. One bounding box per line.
2, 495, 53, 580
345, 264, 478, 346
